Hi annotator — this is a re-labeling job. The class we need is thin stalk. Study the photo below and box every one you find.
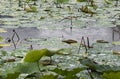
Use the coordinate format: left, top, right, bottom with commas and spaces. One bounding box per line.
30, 45, 33, 50
13, 29, 20, 45
78, 36, 88, 53
9, 0, 12, 8
50, 56, 52, 64
119, 32, 120, 39
87, 68, 94, 79
87, 37, 90, 49
77, 36, 83, 54
112, 29, 114, 41
82, 37, 88, 53
12, 32, 16, 49
18, 0, 21, 7
70, 26, 72, 34
12, 29, 20, 49
70, 17, 73, 25
115, 0, 119, 6
37, 61, 43, 76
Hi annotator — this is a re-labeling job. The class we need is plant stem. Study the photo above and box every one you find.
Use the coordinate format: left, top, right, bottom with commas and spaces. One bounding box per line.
82, 37, 88, 53
12, 29, 20, 49
115, 0, 119, 6
37, 61, 43, 76
12, 31, 16, 49
112, 29, 114, 41
87, 68, 94, 79
87, 37, 90, 49
78, 36, 88, 54
77, 37, 83, 54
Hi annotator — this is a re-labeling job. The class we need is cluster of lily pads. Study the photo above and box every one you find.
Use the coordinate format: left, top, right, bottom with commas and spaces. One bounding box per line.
0, 0, 120, 79
0, 29, 120, 79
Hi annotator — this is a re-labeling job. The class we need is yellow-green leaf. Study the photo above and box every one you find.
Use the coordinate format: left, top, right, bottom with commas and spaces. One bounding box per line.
103, 71, 120, 79
0, 28, 7, 33
0, 44, 11, 48
0, 36, 3, 42
23, 49, 48, 62
112, 41, 120, 45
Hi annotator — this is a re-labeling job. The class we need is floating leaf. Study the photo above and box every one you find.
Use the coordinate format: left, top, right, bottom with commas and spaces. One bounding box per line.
25, 5, 37, 12
25, 72, 42, 79
15, 62, 40, 73
0, 28, 7, 33
96, 40, 109, 43
104, 0, 112, 4
55, 0, 69, 4
40, 74, 58, 79
0, 44, 11, 48
51, 67, 85, 76
112, 41, 120, 45
103, 71, 120, 79
5, 72, 20, 79
113, 51, 120, 56
79, 58, 120, 73
0, 36, 3, 42
62, 39, 77, 44
80, 6, 96, 14
76, 0, 86, 2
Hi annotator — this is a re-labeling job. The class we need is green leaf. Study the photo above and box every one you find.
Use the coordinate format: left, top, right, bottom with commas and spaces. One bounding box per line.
55, 0, 69, 4
103, 71, 120, 79
23, 49, 48, 62
26, 6, 37, 12
112, 41, 120, 45
40, 74, 58, 79
63, 75, 77, 79
5, 72, 20, 79
0, 28, 7, 33
51, 67, 85, 76
0, 36, 3, 42
76, 0, 87, 2
0, 44, 11, 48
104, 0, 112, 4
23, 48, 66, 62
80, 58, 120, 73
15, 62, 40, 73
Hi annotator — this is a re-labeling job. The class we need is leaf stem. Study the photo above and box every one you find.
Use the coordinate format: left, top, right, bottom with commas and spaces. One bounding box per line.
87, 68, 94, 79
77, 36, 88, 53
37, 61, 43, 76
12, 29, 20, 49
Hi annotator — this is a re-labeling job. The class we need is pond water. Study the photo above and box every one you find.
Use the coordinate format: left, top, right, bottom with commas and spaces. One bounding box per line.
1, 26, 120, 51
0, 0, 120, 51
